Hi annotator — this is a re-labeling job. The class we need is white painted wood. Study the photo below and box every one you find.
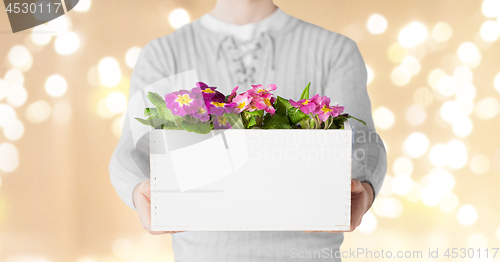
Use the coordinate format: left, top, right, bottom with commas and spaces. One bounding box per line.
150, 121, 352, 231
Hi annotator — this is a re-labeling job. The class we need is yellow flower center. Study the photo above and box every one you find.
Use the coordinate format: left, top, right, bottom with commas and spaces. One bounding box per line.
321, 105, 333, 114
176, 94, 193, 106
301, 99, 310, 105
237, 102, 246, 109
211, 102, 225, 107
198, 107, 206, 114
202, 88, 215, 93
264, 98, 271, 106
257, 89, 266, 93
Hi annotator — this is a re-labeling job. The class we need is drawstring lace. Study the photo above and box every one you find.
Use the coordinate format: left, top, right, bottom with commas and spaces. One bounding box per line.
216, 32, 276, 84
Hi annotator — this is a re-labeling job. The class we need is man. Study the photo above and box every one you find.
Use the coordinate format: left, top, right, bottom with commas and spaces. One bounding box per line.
109, 0, 387, 261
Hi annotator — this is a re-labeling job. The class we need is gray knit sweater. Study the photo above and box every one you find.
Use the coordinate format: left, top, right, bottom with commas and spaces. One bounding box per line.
109, 9, 387, 262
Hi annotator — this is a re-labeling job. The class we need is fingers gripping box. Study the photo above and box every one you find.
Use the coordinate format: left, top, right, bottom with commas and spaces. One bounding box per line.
150, 121, 352, 231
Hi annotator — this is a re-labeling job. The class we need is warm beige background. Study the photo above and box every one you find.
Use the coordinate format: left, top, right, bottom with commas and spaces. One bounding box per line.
0, 0, 499, 261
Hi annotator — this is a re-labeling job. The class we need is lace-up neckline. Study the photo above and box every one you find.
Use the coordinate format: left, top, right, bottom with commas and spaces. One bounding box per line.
193, 8, 296, 85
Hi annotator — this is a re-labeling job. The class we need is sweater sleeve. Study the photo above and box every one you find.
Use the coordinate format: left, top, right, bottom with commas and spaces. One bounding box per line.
324, 36, 387, 202
109, 40, 170, 211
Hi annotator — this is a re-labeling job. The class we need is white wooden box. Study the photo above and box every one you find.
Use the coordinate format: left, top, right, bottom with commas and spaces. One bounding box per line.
150, 122, 352, 231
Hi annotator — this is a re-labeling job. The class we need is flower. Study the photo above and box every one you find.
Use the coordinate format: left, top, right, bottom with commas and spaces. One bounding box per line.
289, 94, 322, 114
165, 89, 204, 117
250, 92, 275, 114
227, 86, 239, 102
312, 96, 346, 121
207, 101, 236, 116
196, 82, 225, 102
232, 93, 252, 113
248, 84, 277, 96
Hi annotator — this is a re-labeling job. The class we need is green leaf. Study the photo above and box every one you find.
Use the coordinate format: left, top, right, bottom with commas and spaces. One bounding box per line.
287, 107, 309, 125
347, 115, 366, 125
157, 106, 182, 125
144, 108, 158, 117
223, 113, 244, 129
146, 92, 166, 107
181, 121, 212, 134
330, 116, 349, 129
135, 116, 169, 129
262, 113, 291, 129
300, 82, 311, 100
274, 96, 292, 115
262, 122, 291, 129
247, 116, 257, 128
246, 110, 264, 117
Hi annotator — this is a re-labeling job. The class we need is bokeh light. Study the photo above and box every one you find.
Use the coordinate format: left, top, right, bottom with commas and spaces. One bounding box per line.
365, 65, 374, 85
436, 75, 458, 97
45, 75, 68, 97
54, 32, 81, 55
468, 233, 488, 248
387, 43, 408, 63
7, 86, 28, 107
8, 45, 33, 71
475, 97, 499, 120
357, 210, 377, 234
0, 143, 19, 173
439, 192, 459, 212
4, 69, 24, 88
457, 42, 480, 64
480, 20, 500, 42
452, 117, 473, 137
3, 119, 24, 141
31, 24, 53, 46
398, 22, 428, 48
98, 57, 122, 87
457, 204, 478, 226
455, 83, 476, 102
482, 0, 500, 18
406, 104, 426, 126
403, 132, 429, 158
26, 100, 52, 124
428, 68, 446, 89
393, 156, 413, 176
106, 92, 127, 114
391, 65, 412, 86
372, 106, 395, 130
440, 100, 465, 124
391, 175, 413, 196
494, 72, 500, 92
125, 47, 142, 69
470, 154, 490, 175
47, 15, 70, 32
401, 56, 421, 76
366, 14, 388, 34
429, 143, 448, 167
432, 22, 453, 42
0, 104, 16, 128
453, 66, 473, 84
168, 8, 191, 29
446, 140, 468, 169
373, 197, 403, 218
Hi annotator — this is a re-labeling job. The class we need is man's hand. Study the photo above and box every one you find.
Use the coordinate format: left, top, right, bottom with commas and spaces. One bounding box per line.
305, 179, 374, 233
133, 179, 183, 235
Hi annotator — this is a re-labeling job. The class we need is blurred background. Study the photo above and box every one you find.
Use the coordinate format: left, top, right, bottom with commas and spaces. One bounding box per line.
0, 0, 499, 261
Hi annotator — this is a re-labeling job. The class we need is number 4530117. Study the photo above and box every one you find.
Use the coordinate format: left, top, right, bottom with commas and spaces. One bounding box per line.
6, 2, 62, 14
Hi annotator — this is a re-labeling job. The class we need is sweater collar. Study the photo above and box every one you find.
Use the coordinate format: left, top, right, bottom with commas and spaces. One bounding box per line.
198, 7, 290, 42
